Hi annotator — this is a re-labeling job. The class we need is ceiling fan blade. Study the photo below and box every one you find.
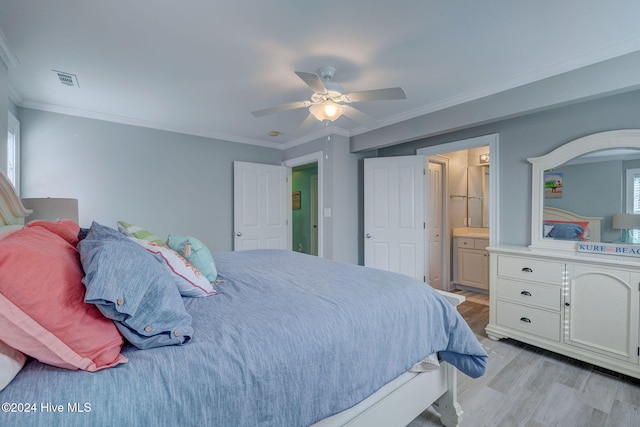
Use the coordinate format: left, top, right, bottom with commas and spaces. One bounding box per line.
251, 101, 308, 117
295, 71, 327, 93
344, 87, 406, 103
341, 105, 379, 128
297, 113, 318, 133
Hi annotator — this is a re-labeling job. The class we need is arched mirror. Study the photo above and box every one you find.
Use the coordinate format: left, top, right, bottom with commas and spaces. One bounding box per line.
529, 130, 640, 251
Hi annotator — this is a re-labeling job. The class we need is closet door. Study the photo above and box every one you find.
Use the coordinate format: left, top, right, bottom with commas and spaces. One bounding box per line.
233, 161, 291, 251
364, 156, 425, 281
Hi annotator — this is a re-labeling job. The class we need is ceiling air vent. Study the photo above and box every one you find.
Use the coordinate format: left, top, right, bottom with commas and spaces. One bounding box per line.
53, 70, 79, 88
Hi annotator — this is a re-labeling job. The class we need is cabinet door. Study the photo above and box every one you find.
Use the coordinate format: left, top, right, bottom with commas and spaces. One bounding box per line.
565, 265, 639, 363
457, 248, 489, 290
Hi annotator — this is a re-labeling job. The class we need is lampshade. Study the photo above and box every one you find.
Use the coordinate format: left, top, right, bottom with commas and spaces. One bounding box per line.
309, 100, 343, 122
21, 198, 79, 223
612, 213, 640, 230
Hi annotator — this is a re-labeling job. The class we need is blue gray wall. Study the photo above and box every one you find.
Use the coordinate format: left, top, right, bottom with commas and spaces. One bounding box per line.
19, 108, 282, 252
12, 83, 640, 260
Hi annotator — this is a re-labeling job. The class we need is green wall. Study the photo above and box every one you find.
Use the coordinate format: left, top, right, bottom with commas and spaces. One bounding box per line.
292, 164, 317, 254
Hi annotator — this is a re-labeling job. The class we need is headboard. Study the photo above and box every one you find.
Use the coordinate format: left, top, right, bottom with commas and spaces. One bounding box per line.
0, 169, 32, 227
543, 206, 601, 242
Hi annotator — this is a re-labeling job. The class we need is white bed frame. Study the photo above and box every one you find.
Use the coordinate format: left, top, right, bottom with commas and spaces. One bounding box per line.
0, 169, 464, 427
543, 206, 602, 242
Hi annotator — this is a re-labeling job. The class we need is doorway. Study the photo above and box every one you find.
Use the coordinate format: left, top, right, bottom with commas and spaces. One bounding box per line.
292, 163, 318, 255
418, 134, 498, 291
283, 151, 324, 257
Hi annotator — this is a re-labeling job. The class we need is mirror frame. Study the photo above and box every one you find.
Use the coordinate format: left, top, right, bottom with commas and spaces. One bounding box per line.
528, 129, 640, 251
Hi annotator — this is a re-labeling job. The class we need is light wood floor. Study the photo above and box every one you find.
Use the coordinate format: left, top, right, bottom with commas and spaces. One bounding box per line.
407, 301, 640, 427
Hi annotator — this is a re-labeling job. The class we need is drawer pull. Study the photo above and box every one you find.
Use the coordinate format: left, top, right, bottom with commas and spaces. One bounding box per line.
520, 317, 532, 323
521, 267, 533, 273
520, 291, 532, 297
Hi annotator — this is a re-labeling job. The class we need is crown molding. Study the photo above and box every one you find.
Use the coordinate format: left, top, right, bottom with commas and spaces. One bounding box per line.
17, 99, 353, 150
350, 37, 640, 137
0, 24, 18, 67
7, 84, 21, 105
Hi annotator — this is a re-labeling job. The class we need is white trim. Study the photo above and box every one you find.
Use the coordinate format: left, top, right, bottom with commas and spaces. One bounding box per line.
0, 24, 19, 67
350, 37, 640, 138
7, 111, 20, 195
417, 133, 500, 247
17, 99, 350, 150
427, 155, 452, 290
283, 151, 324, 258
625, 168, 640, 214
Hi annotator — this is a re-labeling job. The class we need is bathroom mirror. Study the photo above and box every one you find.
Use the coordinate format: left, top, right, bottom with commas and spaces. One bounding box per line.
529, 130, 640, 251
467, 165, 490, 228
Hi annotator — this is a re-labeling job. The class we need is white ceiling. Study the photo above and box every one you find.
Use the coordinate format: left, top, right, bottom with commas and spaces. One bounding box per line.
2, 1, 640, 149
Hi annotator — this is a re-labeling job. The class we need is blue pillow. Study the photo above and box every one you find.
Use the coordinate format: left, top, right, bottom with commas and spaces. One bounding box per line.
167, 234, 218, 283
78, 222, 193, 349
544, 222, 585, 240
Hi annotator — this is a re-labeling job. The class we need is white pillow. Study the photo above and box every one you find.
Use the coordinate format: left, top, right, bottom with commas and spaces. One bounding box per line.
130, 238, 217, 297
0, 340, 26, 391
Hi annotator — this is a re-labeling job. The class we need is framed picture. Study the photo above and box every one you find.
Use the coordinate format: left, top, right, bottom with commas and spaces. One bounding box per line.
544, 172, 563, 198
292, 191, 301, 209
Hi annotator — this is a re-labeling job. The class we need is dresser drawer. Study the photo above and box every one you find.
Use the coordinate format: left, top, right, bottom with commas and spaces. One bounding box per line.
496, 301, 561, 342
496, 255, 563, 284
496, 279, 561, 311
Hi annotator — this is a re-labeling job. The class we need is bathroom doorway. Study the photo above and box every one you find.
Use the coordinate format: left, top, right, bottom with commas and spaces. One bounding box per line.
418, 134, 498, 291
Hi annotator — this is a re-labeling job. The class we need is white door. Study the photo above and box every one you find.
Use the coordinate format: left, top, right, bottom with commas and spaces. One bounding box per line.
427, 161, 443, 289
233, 161, 291, 250
364, 156, 425, 280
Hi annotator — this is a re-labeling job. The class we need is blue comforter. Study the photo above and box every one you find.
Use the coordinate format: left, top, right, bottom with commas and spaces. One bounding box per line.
0, 250, 486, 427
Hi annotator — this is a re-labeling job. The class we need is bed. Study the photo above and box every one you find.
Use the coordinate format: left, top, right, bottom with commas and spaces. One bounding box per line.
0, 171, 486, 427
543, 206, 602, 242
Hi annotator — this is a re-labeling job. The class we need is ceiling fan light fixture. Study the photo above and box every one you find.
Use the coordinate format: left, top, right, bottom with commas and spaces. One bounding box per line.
309, 100, 343, 122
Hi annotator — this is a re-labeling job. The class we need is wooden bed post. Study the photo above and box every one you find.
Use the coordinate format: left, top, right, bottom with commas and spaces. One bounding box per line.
432, 363, 463, 427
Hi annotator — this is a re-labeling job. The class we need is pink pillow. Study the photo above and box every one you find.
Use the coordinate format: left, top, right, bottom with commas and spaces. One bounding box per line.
0, 222, 127, 371
24, 219, 80, 246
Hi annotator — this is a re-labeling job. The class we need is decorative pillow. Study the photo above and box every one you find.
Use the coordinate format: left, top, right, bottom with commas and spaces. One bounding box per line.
0, 340, 26, 391
167, 234, 218, 283
131, 238, 216, 297
25, 219, 80, 246
117, 220, 166, 246
79, 222, 194, 349
543, 220, 589, 241
0, 222, 127, 371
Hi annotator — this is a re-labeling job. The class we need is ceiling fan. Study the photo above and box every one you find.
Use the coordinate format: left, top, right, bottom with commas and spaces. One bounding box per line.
251, 66, 406, 129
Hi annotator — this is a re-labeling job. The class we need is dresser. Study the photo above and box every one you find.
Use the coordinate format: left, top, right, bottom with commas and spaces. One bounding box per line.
486, 245, 640, 379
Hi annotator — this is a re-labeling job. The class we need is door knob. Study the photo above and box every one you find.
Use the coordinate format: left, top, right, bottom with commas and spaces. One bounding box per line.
366, 233, 372, 238
234, 231, 243, 237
